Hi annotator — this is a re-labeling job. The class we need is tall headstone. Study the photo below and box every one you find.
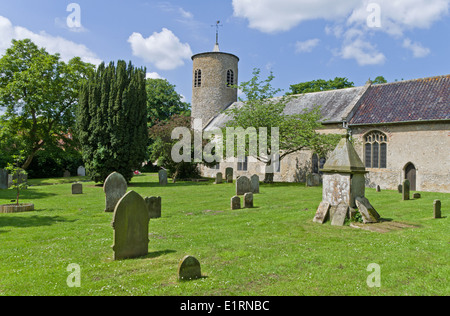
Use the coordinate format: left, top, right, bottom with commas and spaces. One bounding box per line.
72, 183, 83, 194
433, 200, 441, 219
225, 167, 233, 183
112, 191, 149, 260
244, 192, 253, 208
236, 176, 252, 195
215, 172, 223, 184
250, 174, 260, 193
103, 172, 127, 212
159, 169, 168, 186
178, 255, 202, 281
0, 169, 8, 189
77, 166, 86, 176
145, 196, 162, 219
402, 179, 410, 200
231, 196, 241, 210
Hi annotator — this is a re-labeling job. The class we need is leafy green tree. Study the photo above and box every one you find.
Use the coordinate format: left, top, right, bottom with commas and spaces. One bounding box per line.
5, 152, 28, 206
225, 68, 340, 182
287, 77, 354, 95
76, 60, 147, 183
372, 76, 387, 84
0, 39, 94, 170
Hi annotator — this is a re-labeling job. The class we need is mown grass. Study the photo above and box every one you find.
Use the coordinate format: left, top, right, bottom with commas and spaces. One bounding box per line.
0, 173, 448, 296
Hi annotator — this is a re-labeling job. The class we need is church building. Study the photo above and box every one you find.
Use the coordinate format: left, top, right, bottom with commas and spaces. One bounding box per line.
191, 45, 450, 193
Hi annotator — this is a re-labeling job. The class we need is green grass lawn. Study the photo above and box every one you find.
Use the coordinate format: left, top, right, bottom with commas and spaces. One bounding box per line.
0, 173, 448, 296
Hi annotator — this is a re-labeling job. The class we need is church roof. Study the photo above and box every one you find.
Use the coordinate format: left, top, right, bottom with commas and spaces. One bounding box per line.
348, 74, 450, 125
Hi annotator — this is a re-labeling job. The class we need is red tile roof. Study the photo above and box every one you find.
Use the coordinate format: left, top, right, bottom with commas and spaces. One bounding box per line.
349, 75, 450, 125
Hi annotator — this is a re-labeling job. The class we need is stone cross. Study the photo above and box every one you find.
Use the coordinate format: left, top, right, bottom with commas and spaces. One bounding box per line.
103, 172, 127, 212
433, 200, 441, 219
112, 190, 149, 260
402, 179, 410, 200
145, 196, 162, 219
178, 255, 202, 281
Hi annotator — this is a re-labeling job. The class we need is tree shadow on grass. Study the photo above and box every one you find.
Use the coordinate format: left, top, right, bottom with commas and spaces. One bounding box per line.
0, 215, 75, 231
0, 189, 57, 201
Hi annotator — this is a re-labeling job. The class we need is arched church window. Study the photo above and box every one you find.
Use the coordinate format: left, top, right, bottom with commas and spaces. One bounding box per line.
364, 131, 387, 168
194, 69, 202, 87
227, 69, 234, 87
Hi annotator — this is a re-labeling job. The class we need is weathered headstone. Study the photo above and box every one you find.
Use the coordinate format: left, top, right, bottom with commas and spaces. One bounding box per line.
215, 172, 223, 184
231, 196, 241, 210
72, 183, 82, 195
145, 196, 161, 219
313, 201, 331, 224
225, 167, 233, 183
398, 184, 402, 193
433, 200, 441, 219
0, 169, 8, 189
112, 190, 149, 260
376, 185, 381, 192
306, 173, 320, 187
244, 192, 253, 208
250, 174, 260, 193
103, 172, 127, 212
63, 170, 70, 177
158, 169, 168, 186
355, 196, 380, 223
331, 202, 349, 226
77, 166, 86, 176
236, 176, 252, 195
402, 179, 410, 200
413, 193, 421, 199
178, 255, 201, 281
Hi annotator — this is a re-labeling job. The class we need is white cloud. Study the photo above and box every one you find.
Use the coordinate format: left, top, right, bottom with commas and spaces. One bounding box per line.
0, 15, 102, 65
338, 28, 386, 66
402, 38, 431, 58
295, 38, 320, 53
145, 72, 164, 80
128, 28, 192, 70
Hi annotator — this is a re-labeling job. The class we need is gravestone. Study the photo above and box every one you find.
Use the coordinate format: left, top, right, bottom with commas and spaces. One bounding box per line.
231, 196, 241, 210
63, 170, 70, 177
225, 167, 233, 183
77, 166, 86, 176
145, 196, 162, 219
112, 190, 149, 260
313, 201, 331, 224
306, 173, 320, 187
236, 176, 252, 195
251, 174, 260, 193
178, 255, 201, 281
331, 202, 349, 226
355, 196, 380, 223
433, 200, 441, 219
376, 185, 381, 192
0, 169, 8, 189
398, 184, 402, 193
402, 179, 410, 200
413, 193, 421, 199
103, 172, 127, 212
215, 172, 223, 184
244, 192, 253, 208
158, 169, 168, 186
72, 183, 82, 194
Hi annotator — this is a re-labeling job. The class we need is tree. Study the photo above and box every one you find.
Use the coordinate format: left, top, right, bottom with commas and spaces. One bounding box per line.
225, 68, 340, 182
146, 78, 190, 127
0, 39, 95, 170
372, 76, 387, 84
76, 60, 148, 183
287, 77, 354, 95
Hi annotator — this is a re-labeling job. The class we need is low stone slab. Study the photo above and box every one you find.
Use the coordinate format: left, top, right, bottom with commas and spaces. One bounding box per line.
72, 183, 82, 194
355, 196, 380, 224
178, 255, 201, 281
313, 201, 330, 224
350, 221, 418, 233
331, 202, 349, 226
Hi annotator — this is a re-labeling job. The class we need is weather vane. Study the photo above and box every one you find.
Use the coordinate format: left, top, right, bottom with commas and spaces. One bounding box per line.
211, 20, 223, 48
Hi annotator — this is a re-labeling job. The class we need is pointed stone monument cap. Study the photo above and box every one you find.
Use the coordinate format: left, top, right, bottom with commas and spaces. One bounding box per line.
320, 134, 367, 174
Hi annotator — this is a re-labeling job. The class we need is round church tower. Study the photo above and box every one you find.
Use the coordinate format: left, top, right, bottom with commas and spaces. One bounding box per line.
191, 47, 239, 128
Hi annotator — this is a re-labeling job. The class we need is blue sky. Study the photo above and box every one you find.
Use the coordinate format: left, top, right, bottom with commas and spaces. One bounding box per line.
1, 0, 449, 104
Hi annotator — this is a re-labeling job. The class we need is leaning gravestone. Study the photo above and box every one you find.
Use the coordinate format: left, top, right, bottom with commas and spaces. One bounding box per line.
402, 179, 410, 200
231, 196, 241, 210
313, 201, 331, 224
145, 196, 162, 219
355, 196, 380, 223
433, 200, 441, 219
72, 183, 82, 195
104, 172, 127, 212
178, 255, 202, 281
236, 176, 252, 195
331, 202, 349, 226
158, 169, 168, 186
0, 169, 8, 189
225, 167, 233, 183
251, 174, 260, 193
215, 172, 223, 184
244, 192, 253, 208
112, 190, 149, 260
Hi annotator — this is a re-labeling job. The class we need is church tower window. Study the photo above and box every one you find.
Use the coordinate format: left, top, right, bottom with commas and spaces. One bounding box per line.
364, 131, 387, 168
227, 69, 234, 87
194, 69, 202, 87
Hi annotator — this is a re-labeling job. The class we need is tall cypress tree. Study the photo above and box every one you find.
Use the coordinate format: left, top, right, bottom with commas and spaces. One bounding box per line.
76, 60, 147, 183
